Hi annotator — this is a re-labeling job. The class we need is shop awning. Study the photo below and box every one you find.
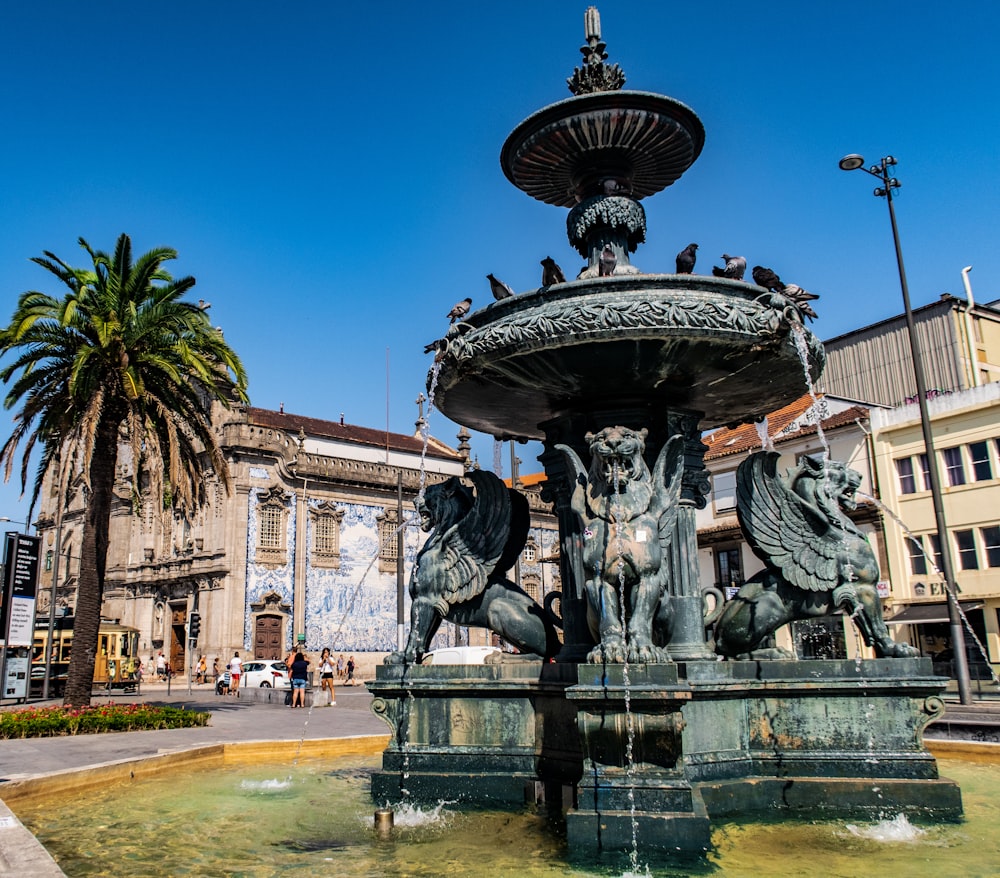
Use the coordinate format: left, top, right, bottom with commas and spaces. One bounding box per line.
885, 601, 984, 625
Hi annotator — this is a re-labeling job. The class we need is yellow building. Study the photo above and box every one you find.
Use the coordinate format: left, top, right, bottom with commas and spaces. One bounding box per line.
871, 382, 1000, 681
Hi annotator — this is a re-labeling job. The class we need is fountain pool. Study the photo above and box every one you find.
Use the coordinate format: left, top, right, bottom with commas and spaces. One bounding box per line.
10, 751, 1000, 877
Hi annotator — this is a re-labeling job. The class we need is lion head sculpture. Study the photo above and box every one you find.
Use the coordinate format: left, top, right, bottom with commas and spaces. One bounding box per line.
414, 477, 474, 534
584, 426, 653, 502
788, 454, 862, 529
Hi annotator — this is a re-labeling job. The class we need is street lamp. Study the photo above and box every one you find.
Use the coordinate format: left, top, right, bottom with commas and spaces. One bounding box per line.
839, 153, 973, 704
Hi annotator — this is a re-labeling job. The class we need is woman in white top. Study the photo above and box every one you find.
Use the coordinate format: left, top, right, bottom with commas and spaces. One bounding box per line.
319, 648, 336, 706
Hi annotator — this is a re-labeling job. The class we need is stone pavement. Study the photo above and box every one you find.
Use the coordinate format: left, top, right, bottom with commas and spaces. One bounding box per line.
0, 681, 386, 783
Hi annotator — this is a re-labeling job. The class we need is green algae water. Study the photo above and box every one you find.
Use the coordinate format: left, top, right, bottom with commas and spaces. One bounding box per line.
14, 755, 1000, 877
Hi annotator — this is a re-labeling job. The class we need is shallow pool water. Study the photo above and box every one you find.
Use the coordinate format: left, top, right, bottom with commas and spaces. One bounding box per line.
13, 756, 1000, 877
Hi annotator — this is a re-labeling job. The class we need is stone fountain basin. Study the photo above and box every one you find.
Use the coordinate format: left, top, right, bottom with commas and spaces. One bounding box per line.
430, 274, 824, 439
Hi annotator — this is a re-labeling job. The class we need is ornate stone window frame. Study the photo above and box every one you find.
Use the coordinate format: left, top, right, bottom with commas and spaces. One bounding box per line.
256, 485, 291, 567
523, 535, 538, 564
376, 507, 401, 574
310, 501, 345, 569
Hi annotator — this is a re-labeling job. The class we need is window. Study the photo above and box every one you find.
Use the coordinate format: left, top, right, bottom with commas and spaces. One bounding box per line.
255, 487, 289, 566
942, 446, 966, 487
895, 458, 917, 494
523, 536, 537, 563
522, 576, 541, 602
918, 454, 931, 491
376, 507, 401, 573
907, 536, 928, 576
259, 506, 283, 550
927, 533, 943, 574
715, 546, 744, 594
712, 470, 737, 512
311, 503, 344, 569
955, 529, 979, 570
969, 441, 993, 481
982, 526, 1000, 568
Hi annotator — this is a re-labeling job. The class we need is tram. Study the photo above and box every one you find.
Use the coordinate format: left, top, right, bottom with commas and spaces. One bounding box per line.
30, 617, 141, 696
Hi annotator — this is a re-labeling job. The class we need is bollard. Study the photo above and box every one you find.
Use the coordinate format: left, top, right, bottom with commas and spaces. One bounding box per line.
374, 808, 394, 837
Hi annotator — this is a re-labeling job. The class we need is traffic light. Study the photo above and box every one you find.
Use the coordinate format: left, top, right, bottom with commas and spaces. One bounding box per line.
188, 611, 201, 644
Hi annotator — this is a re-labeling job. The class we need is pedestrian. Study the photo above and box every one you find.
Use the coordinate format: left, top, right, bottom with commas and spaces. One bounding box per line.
229, 651, 243, 694
346, 655, 355, 684
155, 651, 167, 681
289, 652, 309, 708
337, 653, 345, 679
319, 648, 336, 707
196, 656, 207, 684
212, 657, 220, 682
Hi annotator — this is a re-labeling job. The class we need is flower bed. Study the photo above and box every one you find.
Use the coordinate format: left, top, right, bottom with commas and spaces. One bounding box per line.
0, 703, 209, 738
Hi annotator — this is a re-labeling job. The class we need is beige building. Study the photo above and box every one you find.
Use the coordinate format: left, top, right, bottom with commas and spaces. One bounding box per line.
871, 382, 1000, 679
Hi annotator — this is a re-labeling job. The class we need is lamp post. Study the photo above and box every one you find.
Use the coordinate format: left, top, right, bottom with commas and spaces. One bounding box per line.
839, 154, 973, 704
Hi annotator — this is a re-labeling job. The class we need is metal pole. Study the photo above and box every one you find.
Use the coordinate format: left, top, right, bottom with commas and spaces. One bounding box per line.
881, 167, 972, 703
396, 471, 405, 652
510, 442, 522, 589
43, 464, 66, 700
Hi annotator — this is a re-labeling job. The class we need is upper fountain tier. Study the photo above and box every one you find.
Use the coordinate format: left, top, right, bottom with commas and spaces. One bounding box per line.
500, 8, 704, 208
501, 90, 704, 208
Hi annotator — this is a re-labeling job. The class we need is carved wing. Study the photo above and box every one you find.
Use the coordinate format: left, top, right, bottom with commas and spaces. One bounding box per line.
555, 442, 589, 518
736, 451, 839, 593
437, 469, 512, 604
650, 435, 686, 548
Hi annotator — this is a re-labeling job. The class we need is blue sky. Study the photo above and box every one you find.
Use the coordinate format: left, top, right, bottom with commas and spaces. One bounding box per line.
1, 1, 998, 526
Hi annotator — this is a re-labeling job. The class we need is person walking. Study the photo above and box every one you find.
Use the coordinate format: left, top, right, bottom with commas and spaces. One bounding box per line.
319, 648, 336, 706
346, 655, 355, 685
229, 651, 243, 694
289, 652, 310, 708
337, 653, 345, 679
155, 651, 167, 681
196, 655, 207, 684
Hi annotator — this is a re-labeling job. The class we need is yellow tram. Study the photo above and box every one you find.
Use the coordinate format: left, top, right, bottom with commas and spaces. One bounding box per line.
31, 617, 141, 696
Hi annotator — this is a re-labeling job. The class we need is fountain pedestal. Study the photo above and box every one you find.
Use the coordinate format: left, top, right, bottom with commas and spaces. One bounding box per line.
565, 664, 711, 855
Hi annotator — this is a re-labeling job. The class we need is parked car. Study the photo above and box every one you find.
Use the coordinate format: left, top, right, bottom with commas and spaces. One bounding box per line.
241, 660, 290, 688
421, 646, 501, 665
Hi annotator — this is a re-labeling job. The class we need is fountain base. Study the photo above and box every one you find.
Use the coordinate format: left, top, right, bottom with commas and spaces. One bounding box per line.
368, 656, 961, 856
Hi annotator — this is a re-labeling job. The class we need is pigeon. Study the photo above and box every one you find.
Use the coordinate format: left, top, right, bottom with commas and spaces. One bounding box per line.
712, 254, 747, 280
599, 245, 617, 277
447, 297, 472, 323
541, 257, 566, 286
751, 266, 783, 292
675, 243, 698, 274
782, 284, 820, 321
487, 273, 515, 300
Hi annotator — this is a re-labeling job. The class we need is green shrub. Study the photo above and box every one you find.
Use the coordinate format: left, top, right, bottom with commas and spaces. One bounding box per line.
0, 703, 209, 738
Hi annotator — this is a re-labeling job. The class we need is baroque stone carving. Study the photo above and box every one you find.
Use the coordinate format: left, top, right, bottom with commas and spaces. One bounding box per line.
567, 195, 646, 256
385, 469, 561, 665
711, 451, 919, 659
556, 427, 684, 663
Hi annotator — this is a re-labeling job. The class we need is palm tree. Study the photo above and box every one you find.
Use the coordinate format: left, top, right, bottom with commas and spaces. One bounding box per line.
0, 234, 248, 707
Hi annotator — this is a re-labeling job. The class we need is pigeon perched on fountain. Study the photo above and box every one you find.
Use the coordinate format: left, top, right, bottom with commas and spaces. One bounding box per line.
599, 244, 617, 277
447, 297, 472, 323
782, 284, 820, 321
675, 243, 698, 274
751, 265, 783, 292
541, 257, 567, 286
487, 273, 515, 300
712, 254, 746, 280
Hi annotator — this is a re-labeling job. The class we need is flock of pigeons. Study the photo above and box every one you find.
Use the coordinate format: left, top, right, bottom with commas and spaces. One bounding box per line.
442, 246, 819, 326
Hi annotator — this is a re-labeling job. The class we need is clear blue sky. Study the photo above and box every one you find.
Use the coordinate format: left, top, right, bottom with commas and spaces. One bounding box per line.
1, 1, 998, 526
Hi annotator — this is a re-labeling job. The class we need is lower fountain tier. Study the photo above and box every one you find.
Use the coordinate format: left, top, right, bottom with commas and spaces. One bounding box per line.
429, 274, 824, 438
368, 658, 961, 854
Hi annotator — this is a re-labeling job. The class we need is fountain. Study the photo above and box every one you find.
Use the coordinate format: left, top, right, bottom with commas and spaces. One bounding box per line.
368, 6, 961, 863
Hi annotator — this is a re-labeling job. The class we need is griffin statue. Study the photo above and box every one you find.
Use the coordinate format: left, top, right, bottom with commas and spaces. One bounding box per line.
712, 451, 918, 659
385, 469, 561, 665
557, 426, 685, 663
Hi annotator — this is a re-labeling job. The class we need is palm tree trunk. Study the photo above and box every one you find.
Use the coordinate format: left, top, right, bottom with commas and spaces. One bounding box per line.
63, 419, 119, 708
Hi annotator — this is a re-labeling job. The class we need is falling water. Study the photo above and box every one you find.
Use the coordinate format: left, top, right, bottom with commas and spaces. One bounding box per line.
754, 416, 773, 451
791, 324, 828, 450
611, 461, 641, 876
493, 438, 504, 478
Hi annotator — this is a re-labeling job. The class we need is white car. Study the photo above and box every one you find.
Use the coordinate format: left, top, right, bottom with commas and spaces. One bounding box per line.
241, 660, 291, 688
421, 646, 501, 665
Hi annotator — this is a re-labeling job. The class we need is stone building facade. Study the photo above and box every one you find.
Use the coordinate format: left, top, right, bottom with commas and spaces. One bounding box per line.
32, 404, 563, 677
